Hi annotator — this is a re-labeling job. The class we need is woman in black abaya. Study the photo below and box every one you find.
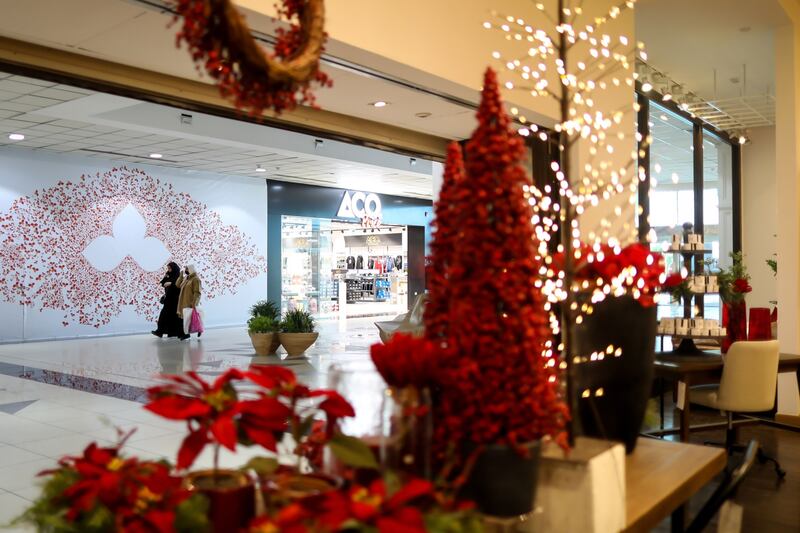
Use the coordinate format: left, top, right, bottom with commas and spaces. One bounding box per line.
152, 262, 183, 338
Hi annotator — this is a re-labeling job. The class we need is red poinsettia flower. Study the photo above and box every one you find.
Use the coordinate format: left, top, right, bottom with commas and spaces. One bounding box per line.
733, 278, 752, 294
39, 441, 194, 531
145, 369, 290, 469
370, 333, 441, 388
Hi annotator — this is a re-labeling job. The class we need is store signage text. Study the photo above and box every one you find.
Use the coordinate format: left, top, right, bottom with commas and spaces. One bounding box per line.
337, 191, 383, 222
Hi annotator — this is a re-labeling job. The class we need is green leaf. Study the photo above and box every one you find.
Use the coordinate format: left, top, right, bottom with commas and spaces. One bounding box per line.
242, 456, 279, 477
328, 433, 379, 470
175, 494, 210, 533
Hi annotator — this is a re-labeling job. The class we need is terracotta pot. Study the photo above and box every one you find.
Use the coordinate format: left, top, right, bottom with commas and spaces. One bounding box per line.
278, 332, 319, 357
185, 469, 255, 532
260, 471, 340, 513
461, 441, 541, 517
249, 331, 280, 356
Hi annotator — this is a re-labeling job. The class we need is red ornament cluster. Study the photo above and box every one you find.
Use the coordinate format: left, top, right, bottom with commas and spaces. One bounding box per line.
557, 242, 666, 307
423, 142, 465, 342
426, 68, 567, 452
370, 333, 441, 389
173, 0, 332, 115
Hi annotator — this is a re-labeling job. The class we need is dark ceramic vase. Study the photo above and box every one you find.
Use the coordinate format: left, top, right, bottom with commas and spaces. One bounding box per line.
572, 295, 657, 453
462, 441, 541, 517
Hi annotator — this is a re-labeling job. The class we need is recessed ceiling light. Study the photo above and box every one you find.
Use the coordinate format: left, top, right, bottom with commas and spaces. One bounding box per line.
256, 166, 267, 173
415, 112, 432, 119
8, 133, 24, 141
149, 153, 163, 159
370, 101, 388, 108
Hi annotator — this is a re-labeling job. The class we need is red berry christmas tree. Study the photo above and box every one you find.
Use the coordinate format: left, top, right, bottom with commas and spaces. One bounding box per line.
431, 68, 567, 452
424, 142, 466, 342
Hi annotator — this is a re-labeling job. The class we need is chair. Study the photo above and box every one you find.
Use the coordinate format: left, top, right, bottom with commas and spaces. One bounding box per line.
685, 440, 759, 533
374, 293, 426, 343
689, 340, 786, 479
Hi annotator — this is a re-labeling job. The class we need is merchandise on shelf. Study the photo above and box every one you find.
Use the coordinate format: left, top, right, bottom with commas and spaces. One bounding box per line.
657, 317, 725, 337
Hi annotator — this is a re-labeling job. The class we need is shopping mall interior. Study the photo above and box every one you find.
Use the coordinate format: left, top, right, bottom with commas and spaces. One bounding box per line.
0, 0, 798, 531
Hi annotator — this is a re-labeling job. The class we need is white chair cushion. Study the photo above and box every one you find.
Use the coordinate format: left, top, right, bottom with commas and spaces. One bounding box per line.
689, 384, 721, 409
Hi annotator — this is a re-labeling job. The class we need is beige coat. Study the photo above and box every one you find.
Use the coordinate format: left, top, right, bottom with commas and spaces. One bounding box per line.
176, 274, 201, 317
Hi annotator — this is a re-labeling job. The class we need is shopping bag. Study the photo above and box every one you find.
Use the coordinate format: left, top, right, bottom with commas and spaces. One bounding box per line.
182, 307, 205, 334
189, 307, 204, 334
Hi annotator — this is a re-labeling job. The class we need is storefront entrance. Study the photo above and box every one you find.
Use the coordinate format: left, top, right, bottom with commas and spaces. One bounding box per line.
281, 217, 409, 318
267, 180, 431, 320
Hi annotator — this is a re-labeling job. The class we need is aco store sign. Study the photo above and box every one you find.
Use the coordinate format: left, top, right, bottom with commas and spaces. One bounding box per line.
337, 191, 383, 226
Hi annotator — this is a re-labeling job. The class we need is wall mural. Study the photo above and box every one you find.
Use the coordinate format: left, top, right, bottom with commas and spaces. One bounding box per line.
0, 167, 266, 328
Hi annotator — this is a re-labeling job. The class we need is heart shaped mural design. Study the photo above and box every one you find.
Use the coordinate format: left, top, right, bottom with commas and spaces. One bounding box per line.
0, 167, 266, 327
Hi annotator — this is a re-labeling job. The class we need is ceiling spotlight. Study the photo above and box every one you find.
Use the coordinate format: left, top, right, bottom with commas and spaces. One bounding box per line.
738, 135, 747, 145
256, 165, 267, 173
409, 157, 417, 166
641, 82, 653, 92
662, 93, 672, 102
370, 101, 388, 108
518, 127, 530, 136
8, 133, 24, 141
149, 153, 163, 159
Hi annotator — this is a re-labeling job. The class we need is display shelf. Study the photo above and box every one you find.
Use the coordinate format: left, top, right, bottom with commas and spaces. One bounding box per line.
657, 334, 725, 341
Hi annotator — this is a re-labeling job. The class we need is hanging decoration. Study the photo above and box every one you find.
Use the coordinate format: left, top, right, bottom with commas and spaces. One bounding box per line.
173, 0, 332, 115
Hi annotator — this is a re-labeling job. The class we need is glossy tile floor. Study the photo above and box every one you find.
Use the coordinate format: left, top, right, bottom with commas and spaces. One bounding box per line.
0, 318, 383, 531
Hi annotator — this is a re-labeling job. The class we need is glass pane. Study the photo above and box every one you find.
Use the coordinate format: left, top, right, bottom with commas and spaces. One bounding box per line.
703, 132, 733, 268
648, 102, 695, 320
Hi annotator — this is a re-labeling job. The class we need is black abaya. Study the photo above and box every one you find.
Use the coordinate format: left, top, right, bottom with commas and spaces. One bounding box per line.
155, 264, 183, 337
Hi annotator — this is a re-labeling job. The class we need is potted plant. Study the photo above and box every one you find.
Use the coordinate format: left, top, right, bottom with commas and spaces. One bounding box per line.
241, 365, 377, 510
145, 369, 293, 531
278, 309, 318, 357
250, 300, 280, 321
559, 242, 665, 453
714, 252, 752, 352
248, 315, 280, 356
14, 433, 209, 532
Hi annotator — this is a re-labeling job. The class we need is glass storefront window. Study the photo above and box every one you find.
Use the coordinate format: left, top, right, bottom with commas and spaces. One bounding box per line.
281, 215, 409, 319
648, 102, 695, 320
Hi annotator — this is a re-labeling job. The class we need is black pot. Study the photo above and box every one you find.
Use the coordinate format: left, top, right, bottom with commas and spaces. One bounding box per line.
462, 441, 540, 517
572, 295, 657, 453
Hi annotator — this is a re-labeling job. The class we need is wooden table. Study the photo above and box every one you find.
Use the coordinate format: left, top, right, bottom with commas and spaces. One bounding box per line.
625, 438, 726, 533
653, 351, 800, 441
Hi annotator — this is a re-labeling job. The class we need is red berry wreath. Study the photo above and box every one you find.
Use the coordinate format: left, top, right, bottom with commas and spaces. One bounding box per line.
173, 0, 332, 115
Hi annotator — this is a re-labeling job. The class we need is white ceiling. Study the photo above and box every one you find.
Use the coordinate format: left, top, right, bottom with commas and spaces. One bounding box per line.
0, 0, 483, 140
637, 0, 787, 102
0, 72, 435, 198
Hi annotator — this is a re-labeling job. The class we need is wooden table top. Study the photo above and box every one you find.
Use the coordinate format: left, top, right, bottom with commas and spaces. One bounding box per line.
655, 351, 800, 373
624, 438, 726, 533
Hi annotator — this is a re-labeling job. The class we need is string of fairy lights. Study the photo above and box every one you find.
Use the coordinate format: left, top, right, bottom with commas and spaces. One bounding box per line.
481, 0, 668, 406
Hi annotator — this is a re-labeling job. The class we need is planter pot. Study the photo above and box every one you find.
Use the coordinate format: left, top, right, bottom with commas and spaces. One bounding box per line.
185, 469, 255, 532
261, 471, 340, 513
249, 331, 280, 356
461, 441, 541, 517
722, 301, 747, 353
278, 332, 319, 357
573, 295, 657, 454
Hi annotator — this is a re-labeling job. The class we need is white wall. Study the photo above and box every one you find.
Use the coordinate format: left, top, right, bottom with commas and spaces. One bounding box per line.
0, 147, 267, 341
742, 127, 778, 310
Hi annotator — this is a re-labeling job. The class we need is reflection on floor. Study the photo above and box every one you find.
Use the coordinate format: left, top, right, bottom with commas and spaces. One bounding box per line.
0, 318, 383, 531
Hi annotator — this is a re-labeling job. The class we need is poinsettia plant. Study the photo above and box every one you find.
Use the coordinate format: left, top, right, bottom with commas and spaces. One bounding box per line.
247, 473, 482, 533
662, 271, 691, 303
15, 432, 209, 533
146, 366, 375, 483
712, 251, 752, 304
